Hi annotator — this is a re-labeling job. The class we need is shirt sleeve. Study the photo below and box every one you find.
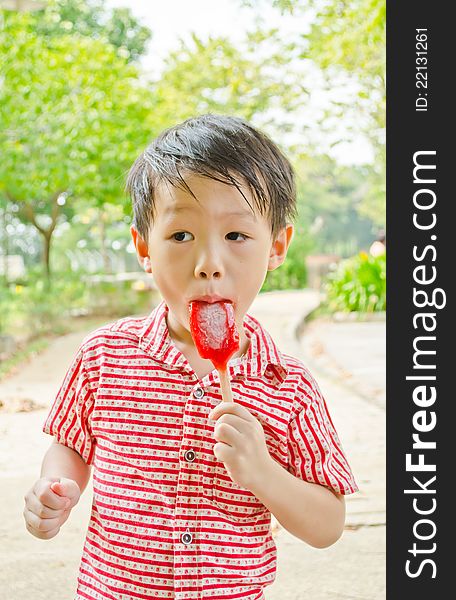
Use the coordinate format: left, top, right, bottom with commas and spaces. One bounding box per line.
287, 374, 358, 495
43, 345, 96, 465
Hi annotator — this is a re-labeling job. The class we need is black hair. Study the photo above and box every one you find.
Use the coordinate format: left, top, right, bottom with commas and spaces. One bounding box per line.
126, 113, 297, 240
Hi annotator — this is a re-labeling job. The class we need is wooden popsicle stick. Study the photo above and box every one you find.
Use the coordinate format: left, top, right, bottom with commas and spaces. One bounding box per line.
218, 368, 234, 403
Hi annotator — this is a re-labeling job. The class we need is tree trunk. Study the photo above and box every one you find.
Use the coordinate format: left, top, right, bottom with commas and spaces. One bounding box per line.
43, 231, 52, 279
11, 190, 64, 282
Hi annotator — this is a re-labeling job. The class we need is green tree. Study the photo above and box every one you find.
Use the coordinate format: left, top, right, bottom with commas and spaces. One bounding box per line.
33, 0, 152, 62
260, 0, 385, 134
303, 0, 385, 227
294, 154, 376, 256
153, 30, 307, 126
243, 0, 385, 226
264, 153, 379, 291
0, 10, 155, 278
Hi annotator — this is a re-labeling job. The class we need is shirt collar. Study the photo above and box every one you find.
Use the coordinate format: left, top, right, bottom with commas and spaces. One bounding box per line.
137, 300, 289, 383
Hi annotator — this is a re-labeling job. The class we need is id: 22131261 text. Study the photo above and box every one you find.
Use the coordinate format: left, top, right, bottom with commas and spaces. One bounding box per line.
416, 29, 428, 112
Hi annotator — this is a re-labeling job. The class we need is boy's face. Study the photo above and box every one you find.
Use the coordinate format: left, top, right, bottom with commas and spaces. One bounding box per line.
131, 174, 293, 346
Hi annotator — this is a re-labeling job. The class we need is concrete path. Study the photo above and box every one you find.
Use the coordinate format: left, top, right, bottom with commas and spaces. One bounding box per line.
0, 290, 385, 599
0, 331, 90, 413
301, 318, 386, 410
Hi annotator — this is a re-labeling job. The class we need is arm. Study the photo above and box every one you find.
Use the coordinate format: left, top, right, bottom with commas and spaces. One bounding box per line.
41, 439, 92, 494
209, 402, 347, 549
24, 440, 91, 540
249, 458, 345, 548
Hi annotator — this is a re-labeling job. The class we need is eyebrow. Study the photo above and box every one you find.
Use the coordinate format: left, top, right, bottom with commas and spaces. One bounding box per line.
164, 206, 256, 221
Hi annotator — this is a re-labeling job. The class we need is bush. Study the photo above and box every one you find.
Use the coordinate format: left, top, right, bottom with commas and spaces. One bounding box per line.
3, 269, 89, 339
2, 268, 158, 342
323, 251, 386, 313
83, 277, 158, 318
0, 284, 15, 335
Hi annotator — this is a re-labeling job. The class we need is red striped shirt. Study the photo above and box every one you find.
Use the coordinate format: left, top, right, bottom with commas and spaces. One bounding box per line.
44, 300, 357, 599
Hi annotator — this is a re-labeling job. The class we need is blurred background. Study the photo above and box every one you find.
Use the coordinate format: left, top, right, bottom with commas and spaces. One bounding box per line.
0, 2, 386, 598
1, 0, 385, 368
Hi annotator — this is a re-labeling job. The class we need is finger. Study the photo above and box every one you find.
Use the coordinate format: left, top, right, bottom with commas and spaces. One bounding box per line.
214, 422, 243, 446
25, 520, 60, 541
51, 478, 80, 502
24, 508, 63, 534
209, 401, 255, 423
213, 441, 237, 463
213, 413, 253, 434
60, 507, 72, 527
25, 492, 68, 519
34, 483, 71, 511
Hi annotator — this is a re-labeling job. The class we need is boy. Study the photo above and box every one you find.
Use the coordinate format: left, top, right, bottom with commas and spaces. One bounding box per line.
24, 114, 357, 600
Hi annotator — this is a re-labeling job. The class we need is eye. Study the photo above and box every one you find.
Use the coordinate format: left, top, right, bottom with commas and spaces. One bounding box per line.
226, 232, 248, 241
172, 231, 193, 242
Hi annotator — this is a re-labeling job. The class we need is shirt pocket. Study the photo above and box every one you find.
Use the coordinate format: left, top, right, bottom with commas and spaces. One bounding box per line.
210, 462, 268, 520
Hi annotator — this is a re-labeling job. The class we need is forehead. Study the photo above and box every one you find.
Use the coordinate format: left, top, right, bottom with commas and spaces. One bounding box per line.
154, 174, 264, 222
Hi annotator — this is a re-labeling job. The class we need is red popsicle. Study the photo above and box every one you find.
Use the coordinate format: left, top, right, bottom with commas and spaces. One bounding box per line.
189, 300, 240, 402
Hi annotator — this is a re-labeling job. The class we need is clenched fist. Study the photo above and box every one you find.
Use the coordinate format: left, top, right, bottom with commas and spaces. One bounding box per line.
23, 477, 80, 540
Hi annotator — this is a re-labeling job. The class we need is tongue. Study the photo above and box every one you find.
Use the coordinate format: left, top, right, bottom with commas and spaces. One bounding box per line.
189, 301, 240, 371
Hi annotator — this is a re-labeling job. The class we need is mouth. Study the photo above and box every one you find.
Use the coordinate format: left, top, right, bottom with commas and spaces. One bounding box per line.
189, 295, 233, 304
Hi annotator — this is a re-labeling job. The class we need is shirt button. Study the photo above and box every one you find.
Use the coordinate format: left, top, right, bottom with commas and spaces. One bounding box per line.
181, 531, 193, 545
193, 387, 204, 399
184, 449, 196, 462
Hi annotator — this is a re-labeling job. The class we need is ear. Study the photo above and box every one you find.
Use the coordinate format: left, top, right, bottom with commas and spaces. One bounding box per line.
130, 225, 152, 273
267, 224, 294, 271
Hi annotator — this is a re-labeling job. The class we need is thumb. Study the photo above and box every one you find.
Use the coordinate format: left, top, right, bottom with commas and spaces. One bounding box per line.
51, 477, 80, 506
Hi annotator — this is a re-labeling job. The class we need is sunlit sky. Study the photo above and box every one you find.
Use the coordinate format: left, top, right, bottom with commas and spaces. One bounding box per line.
105, 0, 373, 165
105, 0, 302, 75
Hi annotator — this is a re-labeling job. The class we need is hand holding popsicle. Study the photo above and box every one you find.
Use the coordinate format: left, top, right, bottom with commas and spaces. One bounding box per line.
189, 301, 240, 402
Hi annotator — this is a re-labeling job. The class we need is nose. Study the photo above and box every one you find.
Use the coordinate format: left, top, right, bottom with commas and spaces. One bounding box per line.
194, 243, 224, 280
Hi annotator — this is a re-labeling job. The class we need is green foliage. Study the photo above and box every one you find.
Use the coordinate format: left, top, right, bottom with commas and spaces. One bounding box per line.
33, 0, 152, 62
0, 9, 155, 274
357, 147, 385, 226
0, 284, 14, 335
1, 10, 309, 278
294, 153, 376, 255
103, 7, 152, 62
307, 0, 385, 80
243, 0, 385, 227
2, 269, 88, 338
1, 268, 156, 340
306, 0, 385, 226
323, 251, 386, 313
84, 279, 157, 318
245, 0, 385, 128
0, 12, 153, 202
154, 31, 306, 125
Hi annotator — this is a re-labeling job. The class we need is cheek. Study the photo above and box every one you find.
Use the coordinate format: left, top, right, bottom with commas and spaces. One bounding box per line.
150, 248, 190, 290
236, 252, 269, 292
150, 242, 186, 269
240, 245, 270, 273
